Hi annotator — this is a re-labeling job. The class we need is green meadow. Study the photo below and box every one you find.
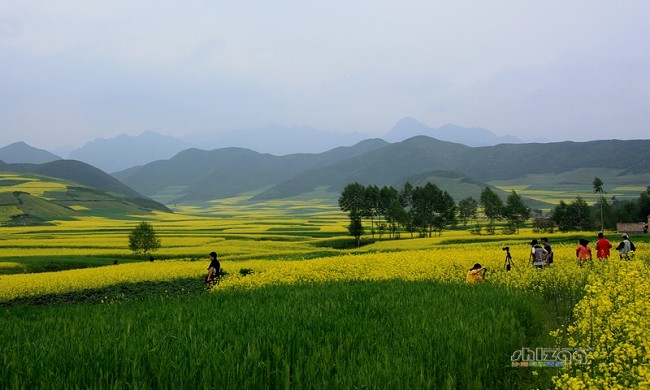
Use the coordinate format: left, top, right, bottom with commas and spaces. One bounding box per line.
1, 280, 551, 389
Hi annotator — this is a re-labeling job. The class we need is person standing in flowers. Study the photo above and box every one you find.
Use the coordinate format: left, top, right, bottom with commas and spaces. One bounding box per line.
205, 251, 221, 285
576, 238, 592, 267
616, 233, 635, 260
541, 237, 553, 267
466, 263, 487, 283
529, 239, 548, 269
595, 232, 612, 260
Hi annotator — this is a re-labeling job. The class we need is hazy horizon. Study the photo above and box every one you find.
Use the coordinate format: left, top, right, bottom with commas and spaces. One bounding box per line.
1, 1, 648, 151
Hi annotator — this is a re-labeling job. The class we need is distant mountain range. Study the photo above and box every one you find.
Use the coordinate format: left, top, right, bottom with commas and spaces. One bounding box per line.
2, 118, 531, 173
67, 131, 194, 173
2, 137, 649, 216
182, 124, 370, 156
383, 117, 527, 146
112, 136, 650, 205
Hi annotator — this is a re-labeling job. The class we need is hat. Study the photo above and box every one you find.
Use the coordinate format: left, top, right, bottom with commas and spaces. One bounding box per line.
530, 239, 538, 246
622, 233, 628, 238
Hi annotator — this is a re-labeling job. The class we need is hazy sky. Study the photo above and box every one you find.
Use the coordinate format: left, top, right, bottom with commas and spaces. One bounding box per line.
1, 1, 649, 150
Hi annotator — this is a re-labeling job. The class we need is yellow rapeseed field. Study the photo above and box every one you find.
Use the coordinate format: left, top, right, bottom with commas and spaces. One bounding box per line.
0, 238, 647, 387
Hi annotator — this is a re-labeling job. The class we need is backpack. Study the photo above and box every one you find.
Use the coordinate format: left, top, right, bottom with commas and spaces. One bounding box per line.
533, 246, 546, 264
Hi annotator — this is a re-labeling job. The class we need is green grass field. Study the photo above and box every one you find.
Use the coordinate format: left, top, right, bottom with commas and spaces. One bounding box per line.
1, 280, 555, 389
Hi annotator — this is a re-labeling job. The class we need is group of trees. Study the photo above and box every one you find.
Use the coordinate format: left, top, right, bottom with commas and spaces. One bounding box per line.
339, 177, 650, 243
338, 182, 455, 245
130, 179, 650, 256
550, 180, 650, 232
338, 182, 531, 245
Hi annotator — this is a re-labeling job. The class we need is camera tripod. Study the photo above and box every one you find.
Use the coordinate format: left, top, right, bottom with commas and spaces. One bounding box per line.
504, 249, 514, 271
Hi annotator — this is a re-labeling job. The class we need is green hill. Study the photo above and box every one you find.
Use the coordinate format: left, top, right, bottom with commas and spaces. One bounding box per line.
0, 162, 172, 225
0, 191, 76, 225
0, 141, 61, 164
113, 139, 390, 201
111, 137, 650, 205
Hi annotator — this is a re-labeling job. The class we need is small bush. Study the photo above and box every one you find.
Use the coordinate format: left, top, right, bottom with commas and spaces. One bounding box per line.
239, 268, 254, 276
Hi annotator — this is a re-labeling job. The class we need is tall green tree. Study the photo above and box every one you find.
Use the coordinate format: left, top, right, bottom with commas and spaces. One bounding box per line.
377, 186, 398, 238
552, 196, 592, 231
364, 185, 380, 239
411, 184, 434, 237
338, 183, 366, 246
458, 196, 478, 227
552, 201, 570, 232
399, 182, 417, 238
480, 187, 504, 235
613, 200, 641, 223
411, 183, 456, 237
570, 195, 593, 231
593, 176, 605, 231
432, 189, 456, 235
638, 186, 650, 220
379, 186, 402, 238
503, 190, 530, 234
128, 222, 161, 258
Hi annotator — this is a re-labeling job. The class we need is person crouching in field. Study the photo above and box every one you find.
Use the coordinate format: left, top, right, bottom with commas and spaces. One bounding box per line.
576, 239, 592, 267
466, 263, 487, 283
205, 251, 221, 285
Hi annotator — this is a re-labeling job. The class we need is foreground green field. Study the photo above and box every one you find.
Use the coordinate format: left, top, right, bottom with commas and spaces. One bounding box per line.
1, 199, 649, 388
2, 281, 546, 389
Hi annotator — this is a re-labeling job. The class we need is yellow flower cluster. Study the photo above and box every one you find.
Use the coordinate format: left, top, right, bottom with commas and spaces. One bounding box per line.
0, 242, 629, 302
212, 245, 592, 293
0, 261, 206, 301
0, 173, 68, 197
552, 259, 650, 389
0, 243, 576, 301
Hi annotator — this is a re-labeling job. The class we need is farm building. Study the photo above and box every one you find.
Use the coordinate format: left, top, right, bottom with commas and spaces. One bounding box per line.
616, 215, 649, 234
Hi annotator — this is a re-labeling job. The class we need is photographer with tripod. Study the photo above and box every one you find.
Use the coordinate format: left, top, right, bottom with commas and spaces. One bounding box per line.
466, 263, 487, 283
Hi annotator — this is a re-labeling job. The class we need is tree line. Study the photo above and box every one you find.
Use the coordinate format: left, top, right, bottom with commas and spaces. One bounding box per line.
338, 182, 530, 245
339, 178, 650, 244
546, 179, 650, 233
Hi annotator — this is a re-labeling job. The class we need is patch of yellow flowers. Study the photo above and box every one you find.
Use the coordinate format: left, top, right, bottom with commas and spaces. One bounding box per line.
551, 255, 650, 389
0, 242, 647, 387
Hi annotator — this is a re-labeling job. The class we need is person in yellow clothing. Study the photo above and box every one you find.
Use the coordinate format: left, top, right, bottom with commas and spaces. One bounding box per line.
466, 263, 487, 283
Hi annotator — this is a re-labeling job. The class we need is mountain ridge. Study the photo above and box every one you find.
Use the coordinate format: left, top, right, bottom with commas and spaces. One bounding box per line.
383, 117, 527, 146
0, 142, 61, 164
24, 117, 530, 171
114, 136, 650, 204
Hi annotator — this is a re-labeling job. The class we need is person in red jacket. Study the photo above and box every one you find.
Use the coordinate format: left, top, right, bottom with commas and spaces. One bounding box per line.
595, 232, 612, 260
